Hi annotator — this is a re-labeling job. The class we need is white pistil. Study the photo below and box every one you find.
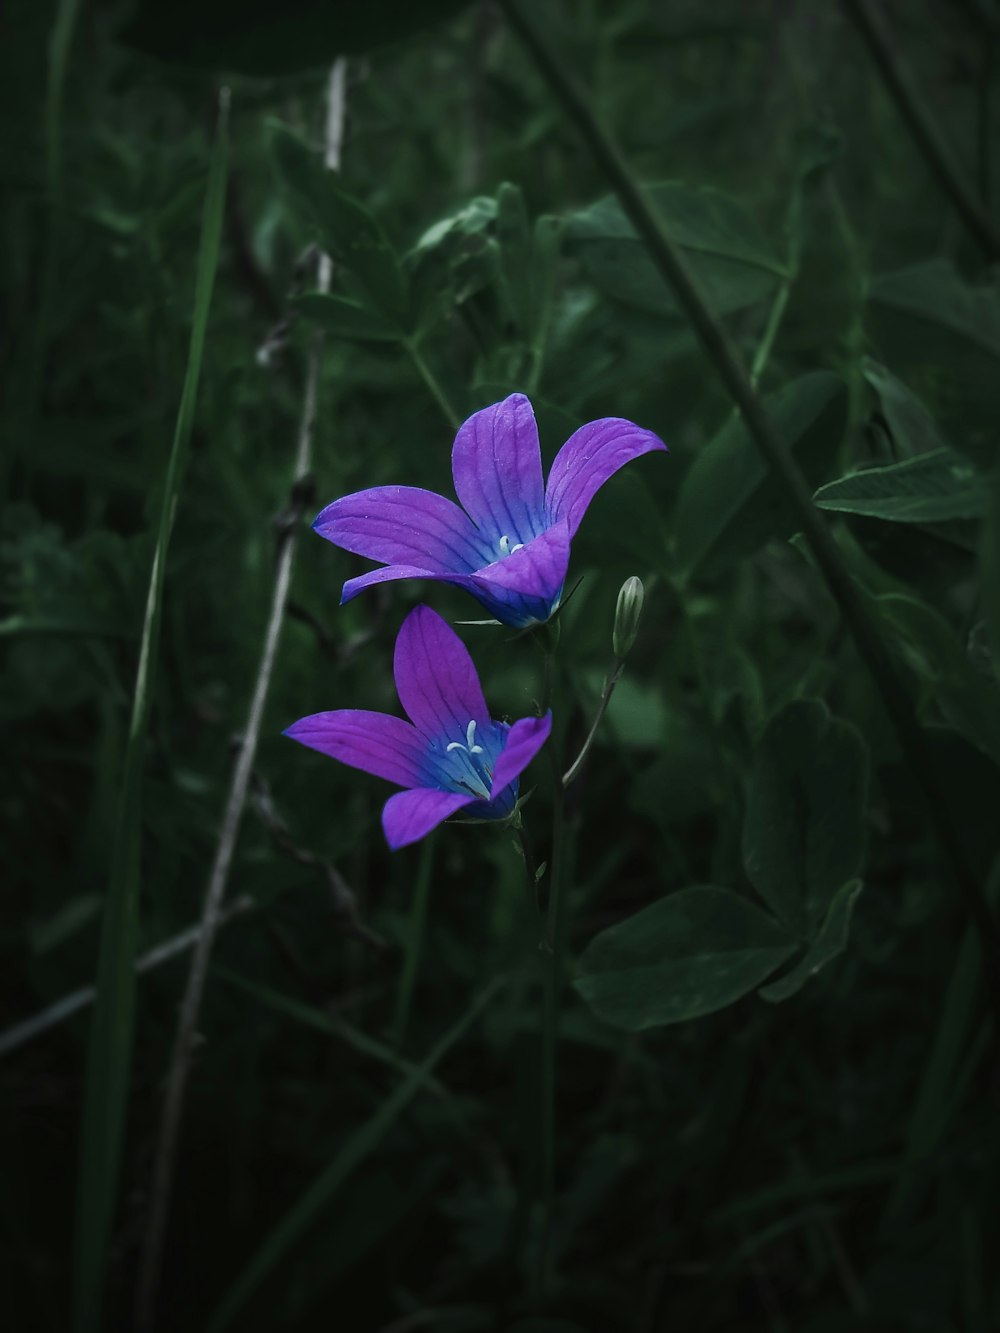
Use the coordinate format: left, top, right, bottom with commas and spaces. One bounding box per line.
498, 534, 525, 557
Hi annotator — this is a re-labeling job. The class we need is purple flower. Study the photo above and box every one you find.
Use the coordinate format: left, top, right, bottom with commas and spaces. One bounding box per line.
284, 605, 552, 850
313, 393, 666, 628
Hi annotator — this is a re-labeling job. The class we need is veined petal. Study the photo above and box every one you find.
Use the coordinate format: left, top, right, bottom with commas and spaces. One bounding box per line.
284, 709, 430, 788
314, 485, 491, 572
545, 418, 667, 536
490, 712, 552, 797
341, 563, 438, 604
393, 605, 491, 740
451, 394, 546, 546
382, 787, 476, 850
455, 521, 570, 627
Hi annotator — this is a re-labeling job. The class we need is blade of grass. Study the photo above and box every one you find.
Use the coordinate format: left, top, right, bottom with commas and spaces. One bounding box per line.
71, 87, 230, 1333
392, 837, 435, 1049
0, 898, 253, 1061
134, 61, 349, 1333
882, 858, 1000, 1225
9, 0, 83, 502
207, 975, 505, 1333
211, 962, 447, 1093
498, 0, 1000, 1031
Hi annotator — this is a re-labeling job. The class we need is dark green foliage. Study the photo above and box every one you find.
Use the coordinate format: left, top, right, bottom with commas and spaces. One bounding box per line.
575, 886, 797, 1028
3, 1, 1000, 1331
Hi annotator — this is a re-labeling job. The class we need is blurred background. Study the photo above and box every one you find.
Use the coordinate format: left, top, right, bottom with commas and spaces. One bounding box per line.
2, 0, 1000, 1329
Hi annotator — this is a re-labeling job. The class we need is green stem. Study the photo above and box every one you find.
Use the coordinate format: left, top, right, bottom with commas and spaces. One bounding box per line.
839, 0, 1000, 261
562, 659, 623, 788
392, 837, 435, 1049
499, 0, 1000, 1031
536, 635, 567, 1295
977, 38, 995, 208
14, 0, 83, 500
404, 338, 461, 431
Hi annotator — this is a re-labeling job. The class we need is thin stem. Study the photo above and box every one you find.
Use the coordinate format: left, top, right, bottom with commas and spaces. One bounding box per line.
0, 898, 254, 1061
535, 637, 566, 1297
562, 659, 623, 787
978, 38, 996, 208
839, 0, 1000, 262
499, 0, 1000, 1031
134, 61, 349, 1333
404, 338, 461, 431
392, 838, 435, 1049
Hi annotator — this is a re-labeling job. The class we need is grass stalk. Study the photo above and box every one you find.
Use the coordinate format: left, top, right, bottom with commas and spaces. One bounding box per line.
207, 975, 505, 1332
392, 837, 436, 1049
71, 87, 230, 1333
132, 61, 348, 1332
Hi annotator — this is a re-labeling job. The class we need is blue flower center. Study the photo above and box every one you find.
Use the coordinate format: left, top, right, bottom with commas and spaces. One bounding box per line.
445, 720, 494, 799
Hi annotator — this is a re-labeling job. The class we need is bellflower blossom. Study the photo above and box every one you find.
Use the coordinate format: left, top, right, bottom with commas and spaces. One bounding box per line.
284, 605, 551, 850
313, 393, 666, 628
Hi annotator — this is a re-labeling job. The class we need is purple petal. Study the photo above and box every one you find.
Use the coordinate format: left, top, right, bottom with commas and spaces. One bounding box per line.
382, 787, 476, 850
314, 485, 491, 572
451, 394, 546, 547
284, 709, 430, 788
490, 712, 552, 797
393, 605, 491, 741
341, 562, 438, 604
455, 522, 570, 627
544, 418, 667, 536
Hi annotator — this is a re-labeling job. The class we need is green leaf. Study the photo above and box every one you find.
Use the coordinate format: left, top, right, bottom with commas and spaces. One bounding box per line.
813, 449, 986, 523
120, 0, 471, 75
743, 700, 869, 938
295, 293, 402, 343
870, 259, 1000, 361
758, 879, 863, 1002
875, 593, 1000, 767
574, 887, 796, 1030
566, 182, 787, 317
72, 94, 229, 1333
207, 976, 503, 1331
867, 261, 1000, 469
271, 124, 410, 330
673, 371, 847, 580
861, 359, 952, 458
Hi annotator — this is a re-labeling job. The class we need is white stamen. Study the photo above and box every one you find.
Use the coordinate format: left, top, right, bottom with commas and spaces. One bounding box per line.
466, 720, 484, 754
498, 534, 525, 557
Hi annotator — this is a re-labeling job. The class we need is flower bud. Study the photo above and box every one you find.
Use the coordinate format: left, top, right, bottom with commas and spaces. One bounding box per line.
613, 576, 645, 660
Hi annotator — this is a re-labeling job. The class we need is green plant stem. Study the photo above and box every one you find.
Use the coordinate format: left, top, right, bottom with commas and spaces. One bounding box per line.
499, 0, 1000, 1033
562, 659, 623, 787
978, 39, 996, 208
71, 88, 230, 1333
13, 0, 83, 500
404, 338, 461, 431
839, 0, 1000, 262
207, 976, 505, 1332
135, 64, 348, 1333
536, 635, 567, 1296
392, 837, 435, 1049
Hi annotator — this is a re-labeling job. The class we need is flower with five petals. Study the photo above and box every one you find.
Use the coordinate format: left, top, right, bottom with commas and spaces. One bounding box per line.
284, 605, 551, 849
313, 393, 666, 628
